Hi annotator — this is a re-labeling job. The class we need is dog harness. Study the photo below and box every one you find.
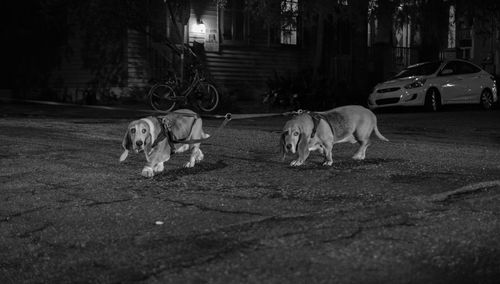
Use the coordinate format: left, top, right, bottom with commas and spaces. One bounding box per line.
150, 113, 200, 154
308, 112, 335, 138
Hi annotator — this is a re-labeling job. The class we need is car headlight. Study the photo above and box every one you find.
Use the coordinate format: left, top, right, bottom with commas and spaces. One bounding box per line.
404, 79, 426, 89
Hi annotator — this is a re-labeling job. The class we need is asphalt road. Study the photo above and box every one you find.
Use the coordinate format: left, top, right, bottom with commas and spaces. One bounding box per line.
1, 102, 500, 283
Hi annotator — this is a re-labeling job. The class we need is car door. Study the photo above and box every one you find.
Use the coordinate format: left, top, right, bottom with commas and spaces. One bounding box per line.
456, 61, 483, 103
437, 61, 470, 104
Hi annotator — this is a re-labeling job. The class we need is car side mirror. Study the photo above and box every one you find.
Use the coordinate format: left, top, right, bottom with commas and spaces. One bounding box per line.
440, 69, 453, 76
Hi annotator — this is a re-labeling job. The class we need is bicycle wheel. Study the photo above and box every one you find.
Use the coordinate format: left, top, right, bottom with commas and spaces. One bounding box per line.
195, 82, 219, 112
148, 84, 176, 112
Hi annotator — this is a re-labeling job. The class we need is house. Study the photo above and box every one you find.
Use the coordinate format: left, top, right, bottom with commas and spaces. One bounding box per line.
44, 0, 372, 108
43, 0, 304, 104
0, 0, 378, 109
187, 0, 302, 97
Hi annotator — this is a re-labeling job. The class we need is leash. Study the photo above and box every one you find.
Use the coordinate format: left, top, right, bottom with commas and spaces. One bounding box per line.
201, 111, 300, 120
149, 110, 301, 120
3, 97, 304, 120
149, 110, 306, 150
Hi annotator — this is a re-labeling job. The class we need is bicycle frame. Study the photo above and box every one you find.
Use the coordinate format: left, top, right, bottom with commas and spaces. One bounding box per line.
148, 53, 219, 112
179, 68, 203, 98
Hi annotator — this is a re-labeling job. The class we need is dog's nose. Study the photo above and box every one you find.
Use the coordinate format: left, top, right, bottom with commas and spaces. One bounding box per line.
136, 140, 143, 147
286, 144, 292, 150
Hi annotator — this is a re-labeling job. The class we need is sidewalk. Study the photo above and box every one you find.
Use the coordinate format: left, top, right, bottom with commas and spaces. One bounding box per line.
0, 99, 151, 119
0, 96, 286, 120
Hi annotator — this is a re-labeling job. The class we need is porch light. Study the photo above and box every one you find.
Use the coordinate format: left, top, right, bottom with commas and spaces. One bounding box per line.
191, 20, 206, 34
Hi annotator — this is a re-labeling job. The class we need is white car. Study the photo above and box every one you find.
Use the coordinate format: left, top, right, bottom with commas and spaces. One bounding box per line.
367, 59, 498, 111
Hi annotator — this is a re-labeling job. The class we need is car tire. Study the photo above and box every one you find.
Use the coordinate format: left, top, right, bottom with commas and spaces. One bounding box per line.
480, 89, 494, 110
424, 89, 441, 112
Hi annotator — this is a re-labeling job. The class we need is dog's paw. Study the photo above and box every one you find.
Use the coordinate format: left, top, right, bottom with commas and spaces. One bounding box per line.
153, 163, 164, 173
322, 161, 333, 166
119, 150, 129, 162
352, 154, 365, 160
141, 167, 155, 177
184, 161, 195, 168
195, 149, 204, 162
290, 160, 303, 167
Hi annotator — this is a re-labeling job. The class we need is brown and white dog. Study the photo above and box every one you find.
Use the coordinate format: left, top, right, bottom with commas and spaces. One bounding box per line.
119, 109, 209, 177
280, 105, 388, 166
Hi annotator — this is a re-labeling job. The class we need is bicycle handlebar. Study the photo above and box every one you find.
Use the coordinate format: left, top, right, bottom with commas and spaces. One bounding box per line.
184, 44, 198, 58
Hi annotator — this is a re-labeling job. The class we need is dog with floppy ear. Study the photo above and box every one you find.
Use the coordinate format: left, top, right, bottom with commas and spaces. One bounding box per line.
280, 105, 389, 166
119, 109, 209, 177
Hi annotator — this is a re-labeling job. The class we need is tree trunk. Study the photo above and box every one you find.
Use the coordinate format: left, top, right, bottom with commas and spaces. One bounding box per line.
313, 12, 325, 78
350, 0, 370, 102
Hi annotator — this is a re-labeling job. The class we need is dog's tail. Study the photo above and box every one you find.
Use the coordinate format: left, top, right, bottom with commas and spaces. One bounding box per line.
373, 124, 389, 142
202, 132, 210, 139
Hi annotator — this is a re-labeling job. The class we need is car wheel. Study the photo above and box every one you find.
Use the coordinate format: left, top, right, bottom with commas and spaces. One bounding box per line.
424, 89, 440, 112
480, 89, 494, 110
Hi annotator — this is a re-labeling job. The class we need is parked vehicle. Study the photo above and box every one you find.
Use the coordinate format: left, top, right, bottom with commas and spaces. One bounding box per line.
367, 59, 498, 111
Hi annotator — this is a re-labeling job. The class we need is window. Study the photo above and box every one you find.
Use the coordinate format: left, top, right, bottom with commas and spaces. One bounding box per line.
394, 21, 411, 48
441, 61, 460, 75
441, 61, 480, 75
457, 14, 473, 60
394, 61, 442, 79
222, 0, 248, 44
457, 61, 481, 74
280, 0, 298, 45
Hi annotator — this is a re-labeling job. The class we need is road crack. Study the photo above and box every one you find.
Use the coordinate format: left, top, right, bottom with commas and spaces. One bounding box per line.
162, 197, 265, 216
0, 205, 48, 222
17, 222, 53, 238
427, 180, 500, 202
320, 226, 363, 243
85, 198, 134, 207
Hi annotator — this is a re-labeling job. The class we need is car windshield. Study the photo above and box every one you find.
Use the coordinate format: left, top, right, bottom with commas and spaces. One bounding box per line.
393, 61, 442, 79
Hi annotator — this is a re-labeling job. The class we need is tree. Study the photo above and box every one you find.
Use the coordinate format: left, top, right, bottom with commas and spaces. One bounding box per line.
3, 0, 185, 98
455, 0, 500, 33
2, 1, 68, 95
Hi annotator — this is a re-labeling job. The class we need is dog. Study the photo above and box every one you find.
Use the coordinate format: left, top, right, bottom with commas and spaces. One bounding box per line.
119, 109, 209, 177
280, 105, 388, 166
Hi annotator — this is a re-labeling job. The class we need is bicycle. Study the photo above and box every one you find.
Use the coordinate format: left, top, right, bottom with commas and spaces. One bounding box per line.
148, 64, 220, 113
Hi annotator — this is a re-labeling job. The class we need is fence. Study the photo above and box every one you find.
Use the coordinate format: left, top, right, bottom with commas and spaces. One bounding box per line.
393, 46, 419, 69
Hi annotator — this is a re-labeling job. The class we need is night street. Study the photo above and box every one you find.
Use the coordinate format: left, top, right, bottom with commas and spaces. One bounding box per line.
1, 103, 499, 283
4, 0, 500, 283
